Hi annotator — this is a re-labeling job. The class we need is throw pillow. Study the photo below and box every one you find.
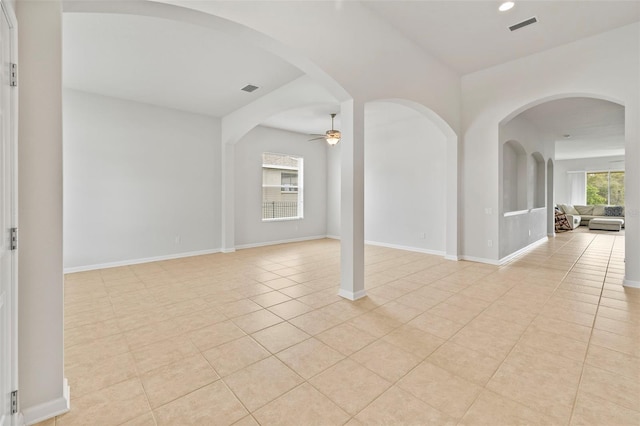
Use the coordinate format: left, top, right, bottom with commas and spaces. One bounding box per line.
592, 205, 606, 216
575, 205, 594, 215
560, 204, 579, 215
604, 206, 623, 217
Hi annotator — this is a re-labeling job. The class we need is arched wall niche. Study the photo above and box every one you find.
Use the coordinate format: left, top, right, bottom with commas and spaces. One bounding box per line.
502, 140, 527, 213
531, 152, 545, 209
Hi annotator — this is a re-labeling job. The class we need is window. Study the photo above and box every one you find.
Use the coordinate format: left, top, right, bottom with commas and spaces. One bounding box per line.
586, 171, 624, 205
262, 153, 303, 220
281, 172, 298, 193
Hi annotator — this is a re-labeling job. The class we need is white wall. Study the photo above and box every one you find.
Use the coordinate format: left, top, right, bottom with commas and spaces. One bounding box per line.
63, 89, 221, 270
462, 23, 639, 272
234, 125, 327, 247
555, 155, 626, 205
17, 0, 68, 422
364, 102, 447, 254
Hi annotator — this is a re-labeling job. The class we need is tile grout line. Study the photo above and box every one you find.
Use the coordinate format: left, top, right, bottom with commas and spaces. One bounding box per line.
567, 233, 617, 425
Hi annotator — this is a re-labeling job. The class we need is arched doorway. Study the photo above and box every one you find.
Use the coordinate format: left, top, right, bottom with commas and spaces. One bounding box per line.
499, 94, 626, 262
362, 99, 459, 259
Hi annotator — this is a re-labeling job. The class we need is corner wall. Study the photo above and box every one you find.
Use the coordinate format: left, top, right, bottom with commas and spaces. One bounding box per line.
63, 90, 222, 270
17, 0, 69, 422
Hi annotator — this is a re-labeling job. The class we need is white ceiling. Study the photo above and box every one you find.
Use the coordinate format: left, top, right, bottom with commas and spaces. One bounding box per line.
261, 100, 427, 137
63, 13, 303, 117
63, 3, 637, 160
262, 104, 342, 137
518, 98, 625, 161
364, 0, 640, 75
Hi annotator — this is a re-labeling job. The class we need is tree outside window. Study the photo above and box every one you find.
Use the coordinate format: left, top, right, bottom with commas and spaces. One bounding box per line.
586, 171, 624, 205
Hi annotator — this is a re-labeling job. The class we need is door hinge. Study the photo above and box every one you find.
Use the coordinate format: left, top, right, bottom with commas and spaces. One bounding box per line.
11, 390, 17, 414
10, 227, 17, 250
10, 63, 17, 87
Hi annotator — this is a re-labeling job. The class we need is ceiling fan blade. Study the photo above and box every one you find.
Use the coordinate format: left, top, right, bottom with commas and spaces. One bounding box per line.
308, 136, 326, 141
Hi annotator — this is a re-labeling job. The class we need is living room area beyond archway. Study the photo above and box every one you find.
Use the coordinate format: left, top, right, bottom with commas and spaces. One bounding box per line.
522, 97, 626, 234
499, 96, 626, 262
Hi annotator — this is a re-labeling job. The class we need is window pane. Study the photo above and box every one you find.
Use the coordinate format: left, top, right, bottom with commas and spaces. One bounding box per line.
586, 171, 625, 206
262, 153, 302, 220
610, 171, 625, 205
586, 172, 608, 205
281, 172, 298, 192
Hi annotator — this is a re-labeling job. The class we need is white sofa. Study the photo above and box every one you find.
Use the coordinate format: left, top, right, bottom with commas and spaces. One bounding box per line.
558, 204, 625, 228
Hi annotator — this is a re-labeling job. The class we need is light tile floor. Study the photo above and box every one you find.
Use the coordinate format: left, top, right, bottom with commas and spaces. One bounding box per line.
39, 230, 639, 425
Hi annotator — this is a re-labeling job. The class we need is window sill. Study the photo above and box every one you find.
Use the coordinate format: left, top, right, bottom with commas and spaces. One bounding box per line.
503, 209, 529, 217
262, 217, 303, 222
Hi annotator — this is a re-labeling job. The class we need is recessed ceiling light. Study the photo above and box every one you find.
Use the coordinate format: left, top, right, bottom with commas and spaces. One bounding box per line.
499, 1, 515, 12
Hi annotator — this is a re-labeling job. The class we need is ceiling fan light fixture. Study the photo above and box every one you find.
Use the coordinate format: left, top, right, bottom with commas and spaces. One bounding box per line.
325, 130, 341, 146
325, 113, 341, 145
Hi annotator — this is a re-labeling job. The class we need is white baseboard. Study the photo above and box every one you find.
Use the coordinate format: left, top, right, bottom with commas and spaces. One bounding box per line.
364, 240, 446, 257
623, 278, 640, 288
325, 235, 340, 240
234, 235, 327, 250
338, 288, 367, 301
22, 378, 70, 425
63, 249, 221, 273
459, 255, 501, 266
498, 236, 549, 265
221, 248, 236, 254
444, 254, 461, 261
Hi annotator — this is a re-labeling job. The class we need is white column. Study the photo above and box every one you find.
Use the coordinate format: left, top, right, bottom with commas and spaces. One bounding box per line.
17, 0, 70, 421
445, 137, 459, 260
623, 99, 639, 287
221, 142, 235, 253
339, 99, 366, 300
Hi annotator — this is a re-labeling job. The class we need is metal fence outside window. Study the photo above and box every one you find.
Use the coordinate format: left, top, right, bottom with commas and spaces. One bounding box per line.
262, 201, 299, 219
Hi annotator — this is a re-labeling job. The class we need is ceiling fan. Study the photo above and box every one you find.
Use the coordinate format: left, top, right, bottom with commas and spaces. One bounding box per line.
309, 113, 341, 145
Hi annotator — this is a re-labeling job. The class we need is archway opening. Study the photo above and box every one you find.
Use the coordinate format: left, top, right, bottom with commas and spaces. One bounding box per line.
361, 99, 458, 259
61, 6, 350, 270
499, 95, 625, 261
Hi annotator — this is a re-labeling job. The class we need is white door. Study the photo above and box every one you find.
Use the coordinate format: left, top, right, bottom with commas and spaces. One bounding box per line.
0, 2, 16, 425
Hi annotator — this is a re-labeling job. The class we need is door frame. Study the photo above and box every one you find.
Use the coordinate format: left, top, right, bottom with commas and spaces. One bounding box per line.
0, 0, 18, 424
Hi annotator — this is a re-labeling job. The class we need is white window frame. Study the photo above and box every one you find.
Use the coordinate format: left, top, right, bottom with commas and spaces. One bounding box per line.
262, 153, 304, 221
585, 169, 625, 206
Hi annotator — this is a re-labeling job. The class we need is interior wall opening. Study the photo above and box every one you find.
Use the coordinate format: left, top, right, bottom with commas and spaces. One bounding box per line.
363, 100, 450, 256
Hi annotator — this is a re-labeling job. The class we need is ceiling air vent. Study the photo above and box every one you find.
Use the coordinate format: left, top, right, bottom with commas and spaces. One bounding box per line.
509, 16, 538, 32
241, 84, 259, 93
